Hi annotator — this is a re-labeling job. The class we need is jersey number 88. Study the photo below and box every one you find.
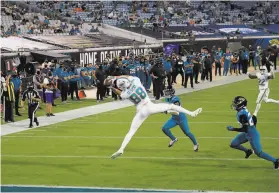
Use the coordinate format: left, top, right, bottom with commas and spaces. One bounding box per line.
129, 87, 147, 104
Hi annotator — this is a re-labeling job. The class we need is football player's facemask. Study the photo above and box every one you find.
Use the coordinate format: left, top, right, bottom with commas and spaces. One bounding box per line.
163, 86, 175, 98
260, 65, 267, 75
116, 78, 131, 91
231, 96, 247, 111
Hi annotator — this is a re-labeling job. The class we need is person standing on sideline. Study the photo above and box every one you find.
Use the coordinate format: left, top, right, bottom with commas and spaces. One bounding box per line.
163, 56, 172, 87
222, 48, 232, 76
21, 82, 40, 128
60, 67, 69, 103
95, 63, 105, 102
192, 53, 201, 84
184, 56, 194, 88
3, 74, 15, 122
10, 71, 22, 116
69, 66, 80, 100
214, 52, 222, 76
43, 72, 55, 116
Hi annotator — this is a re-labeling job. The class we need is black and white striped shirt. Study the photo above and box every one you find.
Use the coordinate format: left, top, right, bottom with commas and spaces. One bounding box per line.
22, 89, 40, 104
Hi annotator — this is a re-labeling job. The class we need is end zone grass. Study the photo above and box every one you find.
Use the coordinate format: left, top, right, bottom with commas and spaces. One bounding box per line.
1, 77, 279, 192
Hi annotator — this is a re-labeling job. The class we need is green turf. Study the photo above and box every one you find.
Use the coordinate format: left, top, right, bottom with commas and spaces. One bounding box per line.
1, 98, 113, 124
1, 77, 279, 192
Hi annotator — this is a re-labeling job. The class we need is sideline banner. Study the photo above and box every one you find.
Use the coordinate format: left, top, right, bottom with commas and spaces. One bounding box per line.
70, 47, 160, 66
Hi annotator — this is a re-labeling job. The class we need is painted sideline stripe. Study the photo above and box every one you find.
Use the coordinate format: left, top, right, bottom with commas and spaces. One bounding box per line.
3, 136, 279, 140
0, 155, 269, 161
2, 185, 272, 193
39, 121, 279, 124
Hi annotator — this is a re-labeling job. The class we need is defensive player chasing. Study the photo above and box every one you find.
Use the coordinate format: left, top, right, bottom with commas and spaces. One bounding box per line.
162, 86, 199, 151
227, 96, 278, 169
248, 65, 279, 117
104, 75, 202, 159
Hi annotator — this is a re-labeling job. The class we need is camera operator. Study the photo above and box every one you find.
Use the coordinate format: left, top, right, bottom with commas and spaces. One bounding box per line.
150, 58, 166, 100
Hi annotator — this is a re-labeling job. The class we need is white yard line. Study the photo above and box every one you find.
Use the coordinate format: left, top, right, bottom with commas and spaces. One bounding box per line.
1, 72, 278, 137
3, 136, 279, 140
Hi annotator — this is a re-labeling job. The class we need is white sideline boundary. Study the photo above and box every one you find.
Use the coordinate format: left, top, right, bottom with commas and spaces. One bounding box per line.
0, 154, 270, 161
2, 184, 275, 193
3, 136, 279, 140
1, 72, 278, 137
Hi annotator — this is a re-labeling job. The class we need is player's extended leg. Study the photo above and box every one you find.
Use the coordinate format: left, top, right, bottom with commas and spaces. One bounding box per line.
179, 120, 198, 151
253, 89, 266, 116
248, 128, 278, 168
111, 112, 148, 159
150, 103, 202, 117
263, 88, 279, 104
230, 133, 253, 158
162, 118, 178, 147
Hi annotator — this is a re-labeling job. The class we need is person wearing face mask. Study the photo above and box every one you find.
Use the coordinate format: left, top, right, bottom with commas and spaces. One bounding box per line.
94, 63, 105, 102
60, 67, 69, 103
10, 71, 22, 116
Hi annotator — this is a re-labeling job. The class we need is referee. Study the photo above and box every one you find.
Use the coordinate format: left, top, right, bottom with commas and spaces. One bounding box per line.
21, 82, 40, 128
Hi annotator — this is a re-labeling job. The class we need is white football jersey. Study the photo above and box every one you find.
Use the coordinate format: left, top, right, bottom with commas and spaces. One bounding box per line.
119, 76, 150, 107
256, 72, 271, 90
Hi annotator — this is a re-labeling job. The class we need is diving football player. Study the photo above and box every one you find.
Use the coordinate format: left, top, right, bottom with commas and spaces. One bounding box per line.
103, 75, 202, 159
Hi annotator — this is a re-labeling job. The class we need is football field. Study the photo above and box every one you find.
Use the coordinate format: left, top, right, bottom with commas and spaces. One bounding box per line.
1, 77, 279, 192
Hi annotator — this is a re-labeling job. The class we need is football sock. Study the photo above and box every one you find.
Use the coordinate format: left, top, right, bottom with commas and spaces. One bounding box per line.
257, 151, 277, 163
162, 127, 176, 141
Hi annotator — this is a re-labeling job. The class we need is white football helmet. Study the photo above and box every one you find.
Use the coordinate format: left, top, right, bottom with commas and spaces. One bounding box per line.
260, 65, 267, 75
116, 78, 131, 90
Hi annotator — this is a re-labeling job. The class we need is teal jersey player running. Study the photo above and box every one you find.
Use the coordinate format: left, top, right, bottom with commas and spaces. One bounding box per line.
227, 96, 279, 169
162, 86, 199, 151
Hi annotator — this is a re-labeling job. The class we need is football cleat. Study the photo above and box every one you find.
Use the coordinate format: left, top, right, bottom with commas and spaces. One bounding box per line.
191, 108, 202, 117
194, 144, 199, 152
274, 159, 279, 170
245, 149, 253, 159
168, 138, 178, 147
111, 151, 123, 159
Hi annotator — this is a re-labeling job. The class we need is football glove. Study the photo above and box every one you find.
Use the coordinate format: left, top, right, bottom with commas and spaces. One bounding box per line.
226, 125, 234, 131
